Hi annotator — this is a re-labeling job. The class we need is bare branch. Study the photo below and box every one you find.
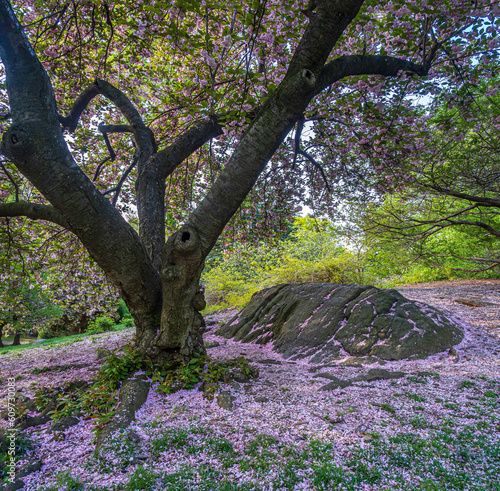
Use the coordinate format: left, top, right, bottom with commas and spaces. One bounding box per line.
93, 156, 111, 181
0, 162, 19, 201
297, 149, 331, 192
102, 159, 138, 206
292, 116, 305, 168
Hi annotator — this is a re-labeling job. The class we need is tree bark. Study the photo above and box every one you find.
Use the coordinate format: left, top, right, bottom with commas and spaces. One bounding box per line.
148, 225, 207, 366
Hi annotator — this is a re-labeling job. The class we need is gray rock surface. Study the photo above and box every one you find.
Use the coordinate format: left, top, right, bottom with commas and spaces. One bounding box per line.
217, 391, 236, 411
317, 368, 407, 390
218, 283, 464, 363
95, 372, 150, 454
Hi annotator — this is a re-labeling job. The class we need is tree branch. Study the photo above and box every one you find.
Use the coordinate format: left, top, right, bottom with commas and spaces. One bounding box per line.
0, 162, 19, 201
58, 83, 100, 132
93, 78, 155, 159
103, 158, 138, 207
297, 149, 331, 192
440, 219, 500, 238
0, 202, 69, 228
428, 184, 500, 208
316, 54, 429, 95
151, 117, 223, 180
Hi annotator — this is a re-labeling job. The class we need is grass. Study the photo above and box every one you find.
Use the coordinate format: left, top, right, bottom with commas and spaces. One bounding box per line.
0, 323, 132, 355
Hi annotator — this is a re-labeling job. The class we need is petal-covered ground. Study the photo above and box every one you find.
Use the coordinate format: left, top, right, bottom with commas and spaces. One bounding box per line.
0, 281, 499, 490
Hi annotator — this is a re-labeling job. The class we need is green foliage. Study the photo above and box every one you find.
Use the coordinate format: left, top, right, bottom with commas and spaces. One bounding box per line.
122, 317, 135, 328
203, 217, 366, 311
149, 355, 258, 398
124, 466, 159, 491
86, 316, 116, 335
117, 299, 132, 320
0, 432, 34, 483
35, 342, 142, 438
204, 208, 500, 314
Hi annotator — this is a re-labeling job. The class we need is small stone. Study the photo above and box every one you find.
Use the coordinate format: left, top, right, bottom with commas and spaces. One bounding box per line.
48, 416, 79, 433
355, 423, 370, 436
206, 341, 221, 349
16, 459, 42, 478
17, 414, 51, 430
232, 371, 251, 383
353, 369, 406, 382
319, 377, 352, 391
217, 391, 236, 411
254, 396, 269, 403
5, 479, 25, 491
127, 430, 141, 443
313, 373, 342, 380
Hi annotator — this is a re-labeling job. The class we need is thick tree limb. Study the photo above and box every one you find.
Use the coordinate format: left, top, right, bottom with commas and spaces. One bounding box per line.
188, 0, 366, 256
0, 202, 69, 228
0, 0, 162, 329
428, 184, 500, 208
439, 219, 500, 238
316, 54, 428, 95
152, 117, 223, 180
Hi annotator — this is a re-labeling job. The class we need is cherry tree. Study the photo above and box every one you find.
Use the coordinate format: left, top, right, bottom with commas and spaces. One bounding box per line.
0, 0, 498, 367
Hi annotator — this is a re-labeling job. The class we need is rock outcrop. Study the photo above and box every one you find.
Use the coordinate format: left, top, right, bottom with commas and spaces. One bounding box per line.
218, 283, 464, 363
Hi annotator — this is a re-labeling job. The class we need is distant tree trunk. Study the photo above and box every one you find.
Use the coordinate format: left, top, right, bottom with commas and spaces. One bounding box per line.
12, 332, 21, 345
0, 322, 4, 347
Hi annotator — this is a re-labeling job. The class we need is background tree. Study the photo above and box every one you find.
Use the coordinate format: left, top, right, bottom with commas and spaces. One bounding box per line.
345, 77, 500, 276
0, 0, 498, 367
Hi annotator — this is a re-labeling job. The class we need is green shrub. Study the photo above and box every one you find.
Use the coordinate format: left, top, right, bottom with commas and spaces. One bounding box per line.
117, 299, 132, 320
122, 318, 135, 328
203, 218, 366, 311
86, 316, 115, 335
38, 324, 60, 339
